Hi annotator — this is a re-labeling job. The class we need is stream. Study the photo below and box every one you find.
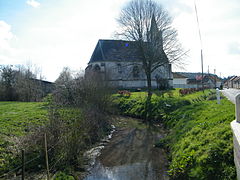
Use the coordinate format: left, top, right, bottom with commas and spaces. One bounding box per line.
84, 118, 169, 180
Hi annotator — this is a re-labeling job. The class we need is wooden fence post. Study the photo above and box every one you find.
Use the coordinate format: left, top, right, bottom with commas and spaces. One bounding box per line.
236, 94, 240, 123
216, 88, 220, 104
22, 149, 25, 180
44, 133, 50, 180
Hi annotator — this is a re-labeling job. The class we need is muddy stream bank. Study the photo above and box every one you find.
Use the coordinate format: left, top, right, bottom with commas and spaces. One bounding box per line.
84, 117, 169, 180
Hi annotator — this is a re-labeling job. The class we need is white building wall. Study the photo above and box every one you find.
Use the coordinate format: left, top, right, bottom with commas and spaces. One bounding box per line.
173, 78, 187, 85
89, 61, 173, 89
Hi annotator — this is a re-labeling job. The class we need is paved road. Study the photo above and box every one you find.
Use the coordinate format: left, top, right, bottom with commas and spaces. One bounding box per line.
221, 88, 240, 104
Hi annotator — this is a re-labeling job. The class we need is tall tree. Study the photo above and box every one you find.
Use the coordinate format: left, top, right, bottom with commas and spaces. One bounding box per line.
117, 0, 187, 97
0, 65, 17, 100
55, 67, 74, 105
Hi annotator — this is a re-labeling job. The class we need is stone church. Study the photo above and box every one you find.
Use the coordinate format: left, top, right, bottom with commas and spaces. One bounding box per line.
85, 16, 173, 89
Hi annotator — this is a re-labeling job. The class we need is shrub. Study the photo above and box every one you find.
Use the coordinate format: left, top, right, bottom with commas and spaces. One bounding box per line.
54, 172, 74, 180
179, 87, 209, 96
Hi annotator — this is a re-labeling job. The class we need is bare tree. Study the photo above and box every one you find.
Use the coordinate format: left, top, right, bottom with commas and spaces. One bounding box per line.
117, 0, 187, 97
54, 67, 74, 105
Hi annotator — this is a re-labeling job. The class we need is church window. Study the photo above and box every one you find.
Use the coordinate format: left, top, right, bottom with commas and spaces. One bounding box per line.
117, 63, 122, 73
133, 66, 139, 78
93, 64, 101, 72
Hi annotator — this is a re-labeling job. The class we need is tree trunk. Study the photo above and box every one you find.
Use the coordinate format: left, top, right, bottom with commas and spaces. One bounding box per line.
145, 70, 152, 123
146, 71, 152, 98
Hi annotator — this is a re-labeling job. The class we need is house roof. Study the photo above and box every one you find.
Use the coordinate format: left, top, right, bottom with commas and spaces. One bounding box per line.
30, 78, 54, 84
176, 72, 221, 81
173, 72, 187, 78
233, 76, 240, 82
229, 76, 238, 81
89, 39, 168, 63
176, 72, 207, 79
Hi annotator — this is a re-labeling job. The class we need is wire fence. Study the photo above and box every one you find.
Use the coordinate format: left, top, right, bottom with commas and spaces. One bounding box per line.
0, 134, 65, 180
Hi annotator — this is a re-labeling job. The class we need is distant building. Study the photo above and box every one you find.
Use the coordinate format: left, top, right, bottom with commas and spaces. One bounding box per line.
225, 76, 240, 89
85, 16, 173, 89
32, 78, 55, 94
173, 72, 188, 88
173, 72, 222, 88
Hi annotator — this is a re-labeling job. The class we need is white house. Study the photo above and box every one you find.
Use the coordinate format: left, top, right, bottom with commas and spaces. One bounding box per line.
173, 72, 187, 88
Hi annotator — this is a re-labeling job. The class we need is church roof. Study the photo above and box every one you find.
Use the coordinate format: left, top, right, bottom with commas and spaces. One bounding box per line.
89, 39, 144, 63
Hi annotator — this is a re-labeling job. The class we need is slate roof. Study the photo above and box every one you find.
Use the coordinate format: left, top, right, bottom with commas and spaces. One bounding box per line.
173, 72, 187, 78
176, 72, 206, 79
233, 76, 240, 82
89, 39, 168, 63
89, 40, 143, 63
229, 76, 238, 81
176, 72, 220, 80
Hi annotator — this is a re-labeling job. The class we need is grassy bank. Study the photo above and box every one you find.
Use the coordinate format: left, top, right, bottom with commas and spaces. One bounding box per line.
114, 89, 236, 179
165, 97, 235, 179
0, 101, 48, 174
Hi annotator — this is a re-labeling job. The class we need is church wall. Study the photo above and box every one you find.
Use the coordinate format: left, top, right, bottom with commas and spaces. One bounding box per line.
88, 61, 173, 89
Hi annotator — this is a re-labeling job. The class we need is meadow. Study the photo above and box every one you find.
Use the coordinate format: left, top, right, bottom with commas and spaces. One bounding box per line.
0, 101, 48, 174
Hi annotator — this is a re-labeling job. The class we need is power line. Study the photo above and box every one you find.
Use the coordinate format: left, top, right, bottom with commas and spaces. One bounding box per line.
194, 0, 204, 91
194, 0, 203, 48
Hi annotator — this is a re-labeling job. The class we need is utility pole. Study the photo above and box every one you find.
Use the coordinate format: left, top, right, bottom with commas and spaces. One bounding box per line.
194, 0, 204, 92
214, 69, 217, 88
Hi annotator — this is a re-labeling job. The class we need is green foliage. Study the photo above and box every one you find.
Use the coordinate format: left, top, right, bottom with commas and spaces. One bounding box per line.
114, 92, 190, 122
53, 171, 75, 180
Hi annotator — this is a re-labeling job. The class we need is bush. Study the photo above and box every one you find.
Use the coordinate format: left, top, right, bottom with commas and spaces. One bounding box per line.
179, 87, 209, 96
54, 172, 74, 180
17, 69, 114, 177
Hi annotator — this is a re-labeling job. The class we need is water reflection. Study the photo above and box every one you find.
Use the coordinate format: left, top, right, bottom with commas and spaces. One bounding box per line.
84, 127, 168, 180
85, 161, 159, 180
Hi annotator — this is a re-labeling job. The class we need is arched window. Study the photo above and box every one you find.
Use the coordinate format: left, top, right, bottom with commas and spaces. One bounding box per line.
133, 66, 139, 78
117, 63, 122, 73
93, 64, 101, 72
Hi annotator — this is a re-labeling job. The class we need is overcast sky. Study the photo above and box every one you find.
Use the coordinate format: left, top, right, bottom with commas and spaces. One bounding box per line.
0, 0, 240, 81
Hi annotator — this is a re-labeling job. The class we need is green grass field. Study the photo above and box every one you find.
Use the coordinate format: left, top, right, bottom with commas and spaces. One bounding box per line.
0, 101, 48, 173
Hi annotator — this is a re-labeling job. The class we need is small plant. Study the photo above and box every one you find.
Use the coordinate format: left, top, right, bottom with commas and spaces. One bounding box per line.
179, 87, 209, 96
118, 90, 131, 97
53, 172, 74, 180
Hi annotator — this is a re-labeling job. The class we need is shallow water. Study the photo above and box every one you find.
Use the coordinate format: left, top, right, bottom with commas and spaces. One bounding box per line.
84, 127, 169, 180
